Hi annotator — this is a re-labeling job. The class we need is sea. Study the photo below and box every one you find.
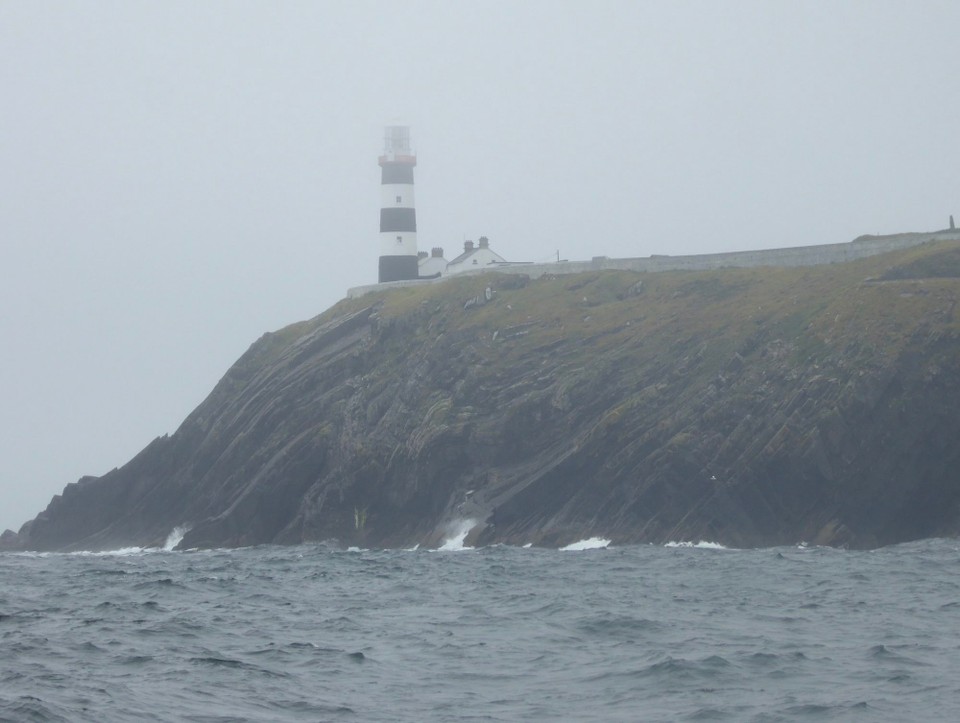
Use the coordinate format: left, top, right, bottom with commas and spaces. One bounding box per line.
2, 532, 959, 722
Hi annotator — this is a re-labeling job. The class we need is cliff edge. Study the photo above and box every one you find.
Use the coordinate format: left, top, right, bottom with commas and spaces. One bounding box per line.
9, 240, 960, 550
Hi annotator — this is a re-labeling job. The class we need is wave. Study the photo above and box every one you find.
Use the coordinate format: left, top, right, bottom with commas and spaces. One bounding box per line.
663, 540, 728, 549
163, 525, 190, 551
67, 546, 152, 556
560, 537, 610, 551
6, 525, 194, 557
4, 547, 150, 557
437, 519, 476, 551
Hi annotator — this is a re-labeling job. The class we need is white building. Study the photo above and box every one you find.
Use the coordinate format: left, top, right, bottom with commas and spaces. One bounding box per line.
413, 237, 510, 277
417, 247, 448, 278
445, 237, 507, 275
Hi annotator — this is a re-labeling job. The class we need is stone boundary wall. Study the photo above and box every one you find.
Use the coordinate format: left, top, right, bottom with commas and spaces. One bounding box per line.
347, 230, 960, 299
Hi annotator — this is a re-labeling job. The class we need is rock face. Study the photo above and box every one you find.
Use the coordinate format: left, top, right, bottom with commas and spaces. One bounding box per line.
14, 241, 960, 550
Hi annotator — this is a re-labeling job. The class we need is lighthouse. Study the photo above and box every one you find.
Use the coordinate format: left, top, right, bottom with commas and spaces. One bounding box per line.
378, 126, 420, 282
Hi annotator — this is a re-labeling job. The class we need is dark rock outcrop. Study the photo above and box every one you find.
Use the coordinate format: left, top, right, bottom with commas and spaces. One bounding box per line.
14, 241, 960, 550
0, 529, 19, 550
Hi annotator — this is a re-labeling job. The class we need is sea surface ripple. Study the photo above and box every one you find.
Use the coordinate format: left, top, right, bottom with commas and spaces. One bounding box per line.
2, 539, 959, 721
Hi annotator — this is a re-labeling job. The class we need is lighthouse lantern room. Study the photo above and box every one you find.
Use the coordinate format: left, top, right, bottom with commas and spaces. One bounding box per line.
378, 126, 419, 282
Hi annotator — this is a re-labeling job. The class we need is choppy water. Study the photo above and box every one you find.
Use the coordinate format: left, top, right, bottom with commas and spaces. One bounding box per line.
2, 537, 959, 722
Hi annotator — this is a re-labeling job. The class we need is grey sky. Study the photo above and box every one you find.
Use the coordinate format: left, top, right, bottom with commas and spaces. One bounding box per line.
1, 1, 958, 532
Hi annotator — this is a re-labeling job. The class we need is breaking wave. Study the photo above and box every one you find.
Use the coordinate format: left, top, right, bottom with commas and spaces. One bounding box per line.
664, 540, 729, 549
437, 519, 476, 551
163, 526, 190, 551
560, 537, 611, 551
68, 547, 149, 556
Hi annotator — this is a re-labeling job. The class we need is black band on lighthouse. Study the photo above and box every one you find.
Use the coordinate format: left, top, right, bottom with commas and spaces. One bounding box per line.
379, 255, 419, 283
381, 165, 414, 184
380, 208, 417, 233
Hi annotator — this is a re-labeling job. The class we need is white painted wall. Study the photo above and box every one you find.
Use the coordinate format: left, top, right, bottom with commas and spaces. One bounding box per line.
418, 255, 448, 277
446, 247, 507, 274
380, 183, 415, 209
380, 231, 418, 257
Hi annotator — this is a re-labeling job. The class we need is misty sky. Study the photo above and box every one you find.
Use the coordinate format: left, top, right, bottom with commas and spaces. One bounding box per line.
2, 1, 958, 533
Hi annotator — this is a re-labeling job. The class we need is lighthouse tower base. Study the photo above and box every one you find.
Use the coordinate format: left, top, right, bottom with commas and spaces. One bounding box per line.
379, 255, 420, 283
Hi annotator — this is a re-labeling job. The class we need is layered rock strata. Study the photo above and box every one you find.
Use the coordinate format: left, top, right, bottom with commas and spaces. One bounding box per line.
9, 241, 960, 550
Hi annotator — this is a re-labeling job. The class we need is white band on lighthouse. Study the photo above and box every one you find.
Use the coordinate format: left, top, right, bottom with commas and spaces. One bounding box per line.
378, 126, 420, 283
380, 184, 415, 209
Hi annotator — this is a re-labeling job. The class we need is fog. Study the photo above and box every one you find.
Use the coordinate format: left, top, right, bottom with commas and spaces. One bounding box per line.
1, 1, 958, 532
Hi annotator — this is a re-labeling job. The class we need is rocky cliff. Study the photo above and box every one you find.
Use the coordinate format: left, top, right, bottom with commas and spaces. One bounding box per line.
8, 240, 960, 551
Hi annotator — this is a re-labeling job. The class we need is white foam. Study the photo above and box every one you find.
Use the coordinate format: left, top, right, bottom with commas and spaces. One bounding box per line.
664, 540, 728, 549
163, 526, 190, 551
69, 546, 150, 556
522, 543, 533, 549
560, 537, 611, 551
12, 547, 151, 557
437, 519, 476, 551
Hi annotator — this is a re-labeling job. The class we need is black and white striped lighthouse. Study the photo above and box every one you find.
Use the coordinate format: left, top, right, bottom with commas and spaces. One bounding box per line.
378, 126, 419, 282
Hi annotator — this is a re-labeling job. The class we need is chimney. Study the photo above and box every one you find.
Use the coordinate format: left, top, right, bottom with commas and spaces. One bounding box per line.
431, 247, 444, 258
478, 236, 489, 249
464, 240, 474, 252
417, 251, 428, 259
